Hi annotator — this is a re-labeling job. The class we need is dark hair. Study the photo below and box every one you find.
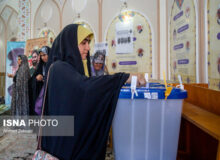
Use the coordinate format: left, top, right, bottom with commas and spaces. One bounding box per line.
8, 48, 24, 66
39, 46, 50, 55
18, 55, 23, 65
32, 50, 39, 56
92, 51, 105, 65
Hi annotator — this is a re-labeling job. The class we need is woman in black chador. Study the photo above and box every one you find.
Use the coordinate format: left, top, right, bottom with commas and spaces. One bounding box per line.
29, 46, 50, 115
40, 24, 145, 160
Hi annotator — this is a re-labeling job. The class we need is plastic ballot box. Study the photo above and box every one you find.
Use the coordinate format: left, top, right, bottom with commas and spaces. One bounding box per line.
112, 83, 187, 160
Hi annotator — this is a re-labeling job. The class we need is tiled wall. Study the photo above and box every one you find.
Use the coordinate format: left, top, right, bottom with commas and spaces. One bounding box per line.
0, 72, 5, 97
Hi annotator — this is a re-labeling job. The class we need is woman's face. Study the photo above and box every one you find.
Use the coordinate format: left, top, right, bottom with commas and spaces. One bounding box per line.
93, 63, 103, 71
40, 52, 48, 63
78, 37, 91, 60
17, 57, 22, 66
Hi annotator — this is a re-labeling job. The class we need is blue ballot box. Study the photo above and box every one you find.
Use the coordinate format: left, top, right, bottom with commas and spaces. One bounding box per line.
112, 83, 187, 160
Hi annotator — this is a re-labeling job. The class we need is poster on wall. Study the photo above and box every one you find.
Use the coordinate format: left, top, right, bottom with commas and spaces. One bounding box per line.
170, 0, 197, 83
5, 41, 26, 108
25, 37, 48, 69
91, 42, 108, 76
207, 0, 220, 90
115, 21, 134, 54
106, 10, 152, 75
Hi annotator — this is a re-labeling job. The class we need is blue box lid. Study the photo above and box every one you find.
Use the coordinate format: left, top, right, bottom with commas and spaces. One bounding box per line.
119, 83, 187, 99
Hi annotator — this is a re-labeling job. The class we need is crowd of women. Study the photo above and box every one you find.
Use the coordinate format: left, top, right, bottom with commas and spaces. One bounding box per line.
8, 24, 145, 160
7, 46, 50, 116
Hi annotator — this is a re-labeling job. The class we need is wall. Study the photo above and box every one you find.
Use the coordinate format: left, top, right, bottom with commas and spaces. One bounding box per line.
103, 0, 159, 78
0, 0, 18, 13
0, 0, 213, 95
1, 0, 208, 82
0, 2, 19, 73
0, 0, 160, 79
167, 0, 207, 83
160, 0, 168, 79
3, 1, 205, 82
33, 0, 61, 37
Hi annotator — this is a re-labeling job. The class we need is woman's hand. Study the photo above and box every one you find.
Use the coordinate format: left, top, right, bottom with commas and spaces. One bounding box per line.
137, 74, 146, 86
126, 73, 146, 87
36, 74, 43, 81
7, 73, 14, 78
